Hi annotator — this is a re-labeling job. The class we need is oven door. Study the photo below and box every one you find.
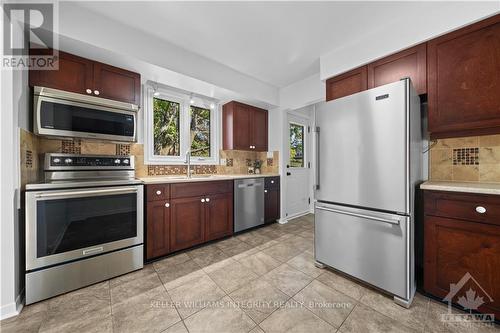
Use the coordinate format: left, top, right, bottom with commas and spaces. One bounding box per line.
26, 185, 143, 271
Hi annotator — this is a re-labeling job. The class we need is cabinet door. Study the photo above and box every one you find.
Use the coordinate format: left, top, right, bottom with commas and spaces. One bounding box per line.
424, 216, 500, 317
233, 103, 252, 150
367, 43, 426, 95
93, 62, 141, 105
29, 50, 93, 95
146, 201, 170, 260
170, 196, 205, 252
251, 107, 268, 151
205, 193, 233, 241
265, 188, 280, 223
326, 66, 367, 101
428, 16, 500, 137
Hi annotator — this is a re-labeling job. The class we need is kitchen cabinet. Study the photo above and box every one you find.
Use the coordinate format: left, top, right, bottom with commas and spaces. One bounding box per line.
223, 101, 268, 151
264, 177, 280, 223
423, 190, 500, 318
367, 43, 427, 95
145, 180, 233, 260
170, 196, 206, 252
325, 66, 367, 101
427, 15, 500, 138
29, 49, 141, 105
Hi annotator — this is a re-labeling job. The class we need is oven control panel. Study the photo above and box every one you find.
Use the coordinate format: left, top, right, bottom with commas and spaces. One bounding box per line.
46, 154, 134, 170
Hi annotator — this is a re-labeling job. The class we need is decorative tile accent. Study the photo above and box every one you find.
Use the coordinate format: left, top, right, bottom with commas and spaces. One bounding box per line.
148, 165, 187, 176
116, 144, 131, 156
61, 139, 81, 154
267, 158, 273, 167
194, 165, 217, 174
226, 158, 233, 167
26, 150, 33, 168
453, 148, 479, 165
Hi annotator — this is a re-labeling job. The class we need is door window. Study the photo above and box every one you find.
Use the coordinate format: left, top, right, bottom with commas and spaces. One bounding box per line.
289, 123, 305, 168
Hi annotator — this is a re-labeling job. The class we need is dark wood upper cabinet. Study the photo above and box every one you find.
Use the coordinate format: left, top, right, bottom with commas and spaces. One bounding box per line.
205, 193, 233, 241
146, 200, 170, 260
427, 15, 500, 138
29, 49, 141, 105
367, 43, 427, 95
223, 101, 268, 151
29, 50, 93, 95
424, 190, 500, 318
93, 63, 141, 105
170, 196, 206, 252
325, 66, 367, 101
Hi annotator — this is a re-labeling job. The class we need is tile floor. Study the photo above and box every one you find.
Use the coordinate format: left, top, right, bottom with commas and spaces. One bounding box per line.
1, 214, 499, 333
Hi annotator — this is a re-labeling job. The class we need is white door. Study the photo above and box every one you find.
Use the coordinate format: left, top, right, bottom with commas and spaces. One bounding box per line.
285, 114, 311, 219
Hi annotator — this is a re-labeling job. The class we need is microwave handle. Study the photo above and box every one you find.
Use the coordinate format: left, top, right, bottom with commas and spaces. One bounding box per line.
34, 187, 139, 199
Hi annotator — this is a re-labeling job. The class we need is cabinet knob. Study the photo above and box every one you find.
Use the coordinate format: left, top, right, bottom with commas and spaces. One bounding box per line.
249, 145, 252, 149
206, 198, 210, 202
156, 190, 162, 195
86, 89, 92, 94
94, 90, 100, 95
264, 190, 268, 193
271, 180, 274, 184
201, 198, 205, 203
476, 206, 486, 214
165, 203, 170, 208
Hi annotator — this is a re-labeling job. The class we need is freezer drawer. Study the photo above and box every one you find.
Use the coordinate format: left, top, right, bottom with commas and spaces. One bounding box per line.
315, 202, 412, 300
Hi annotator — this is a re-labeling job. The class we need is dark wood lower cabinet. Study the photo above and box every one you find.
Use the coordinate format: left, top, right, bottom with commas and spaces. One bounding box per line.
424, 191, 500, 318
205, 193, 233, 241
146, 200, 170, 259
170, 196, 206, 252
264, 177, 280, 223
145, 180, 233, 261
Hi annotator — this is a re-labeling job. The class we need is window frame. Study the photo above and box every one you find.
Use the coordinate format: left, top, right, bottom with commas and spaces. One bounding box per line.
145, 86, 219, 165
288, 121, 306, 169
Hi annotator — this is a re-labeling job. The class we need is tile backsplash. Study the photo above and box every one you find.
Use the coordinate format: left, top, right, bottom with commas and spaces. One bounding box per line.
430, 134, 500, 183
19, 128, 279, 187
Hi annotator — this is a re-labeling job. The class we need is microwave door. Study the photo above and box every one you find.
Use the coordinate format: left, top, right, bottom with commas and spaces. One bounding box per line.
26, 186, 143, 271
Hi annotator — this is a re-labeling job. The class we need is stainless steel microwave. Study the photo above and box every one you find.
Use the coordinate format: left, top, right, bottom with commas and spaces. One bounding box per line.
34, 86, 138, 142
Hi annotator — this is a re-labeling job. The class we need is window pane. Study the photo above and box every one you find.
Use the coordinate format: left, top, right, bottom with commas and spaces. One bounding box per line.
153, 97, 180, 156
190, 106, 211, 157
290, 124, 304, 168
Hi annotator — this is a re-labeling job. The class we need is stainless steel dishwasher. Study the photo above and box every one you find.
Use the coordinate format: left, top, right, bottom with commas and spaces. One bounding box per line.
234, 178, 265, 232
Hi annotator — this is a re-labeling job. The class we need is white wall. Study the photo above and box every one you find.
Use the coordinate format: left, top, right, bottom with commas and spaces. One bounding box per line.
320, 5, 499, 79
279, 73, 325, 111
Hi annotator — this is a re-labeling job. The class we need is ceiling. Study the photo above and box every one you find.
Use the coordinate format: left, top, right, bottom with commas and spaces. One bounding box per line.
71, 1, 497, 88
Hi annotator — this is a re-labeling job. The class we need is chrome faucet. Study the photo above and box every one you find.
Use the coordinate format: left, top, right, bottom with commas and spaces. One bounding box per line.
185, 150, 192, 178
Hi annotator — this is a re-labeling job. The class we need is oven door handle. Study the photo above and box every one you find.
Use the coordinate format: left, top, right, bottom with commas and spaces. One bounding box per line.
34, 186, 139, 199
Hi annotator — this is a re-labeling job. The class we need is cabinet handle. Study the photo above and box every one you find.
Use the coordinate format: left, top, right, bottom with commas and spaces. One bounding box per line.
156, 190, 162, 195
201, 198, 205, 203
165, 202, 170, 208
206, 198, 210, 202
86, 89, 92, 94
476, 206, 486, 214
94, 90, 100, 95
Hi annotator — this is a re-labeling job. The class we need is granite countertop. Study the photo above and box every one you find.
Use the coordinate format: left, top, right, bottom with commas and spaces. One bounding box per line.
420, 181, 500, 195
139, 173, 280, 184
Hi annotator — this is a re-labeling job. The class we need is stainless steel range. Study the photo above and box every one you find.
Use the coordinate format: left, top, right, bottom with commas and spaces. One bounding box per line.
25, 153, 143, 304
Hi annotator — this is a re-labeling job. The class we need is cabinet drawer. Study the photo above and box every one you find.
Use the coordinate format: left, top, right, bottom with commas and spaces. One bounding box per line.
424, 191, 500, 226
171, 180, 233, 199
146, 184, 170, 202
265, 177, 280, 189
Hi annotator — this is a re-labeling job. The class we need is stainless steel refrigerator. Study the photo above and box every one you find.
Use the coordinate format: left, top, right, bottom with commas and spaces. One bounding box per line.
314, 78, 422, 307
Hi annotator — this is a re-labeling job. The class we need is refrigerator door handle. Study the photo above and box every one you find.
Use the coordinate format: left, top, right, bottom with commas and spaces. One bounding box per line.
315, 126, 320, 190
316, 205, 400, 225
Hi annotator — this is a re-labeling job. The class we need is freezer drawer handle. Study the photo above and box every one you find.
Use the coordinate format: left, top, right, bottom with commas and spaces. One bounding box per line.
316, 206, 400, 225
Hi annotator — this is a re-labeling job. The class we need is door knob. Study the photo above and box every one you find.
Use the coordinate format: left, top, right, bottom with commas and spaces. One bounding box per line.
286, 172, 291, 176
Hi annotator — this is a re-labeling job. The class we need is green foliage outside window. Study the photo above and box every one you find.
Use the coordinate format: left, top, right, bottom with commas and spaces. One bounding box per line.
153, 97, 180, 156
290, 123, 304, 167
190, 106, 211, 157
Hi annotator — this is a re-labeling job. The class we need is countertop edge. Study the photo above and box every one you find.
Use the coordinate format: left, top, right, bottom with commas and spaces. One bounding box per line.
420, 181, 500, 195
139, 174, 280, 184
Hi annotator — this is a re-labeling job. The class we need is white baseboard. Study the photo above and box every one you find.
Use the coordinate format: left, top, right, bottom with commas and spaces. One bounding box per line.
0, 291, 23, 320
